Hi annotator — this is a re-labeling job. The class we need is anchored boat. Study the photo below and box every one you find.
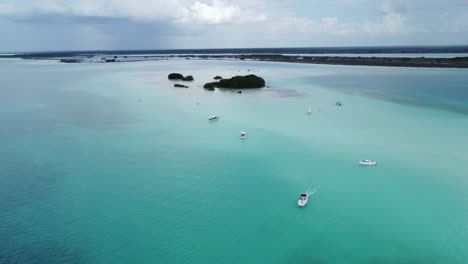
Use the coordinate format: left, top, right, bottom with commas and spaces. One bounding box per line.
359, 160, 377, 166
240, 131, 247, 139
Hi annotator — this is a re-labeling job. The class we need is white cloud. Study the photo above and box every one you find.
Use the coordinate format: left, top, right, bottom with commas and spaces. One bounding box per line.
179, 0, 266, 24
0, 0, 266, 25
379, 0, 468, 16
268, 12, 409, 37
1, 0, 467, 50
363, 13, 406, 35
451, 14, 468, 33
0, 0, 183, 19
379, 0, 407, 14
268, 16, 356, 36
189, 1, 239, 24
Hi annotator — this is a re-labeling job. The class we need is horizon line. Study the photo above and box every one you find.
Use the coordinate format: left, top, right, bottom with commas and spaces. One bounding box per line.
2, 44, 468, 56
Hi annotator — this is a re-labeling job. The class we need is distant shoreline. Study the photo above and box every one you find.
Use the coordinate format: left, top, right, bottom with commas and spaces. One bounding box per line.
3, 45, 468, 68
0, 47, 468, 68
183, 54, 468, 68
3, 53, 468, 68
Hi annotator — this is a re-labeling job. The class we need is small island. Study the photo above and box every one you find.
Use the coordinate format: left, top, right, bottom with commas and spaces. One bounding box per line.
168, 73, 183, 80
168, 73, 194, 81
204, 75, 265, 90
203, 83, 216, 90
182, 75, 194, 81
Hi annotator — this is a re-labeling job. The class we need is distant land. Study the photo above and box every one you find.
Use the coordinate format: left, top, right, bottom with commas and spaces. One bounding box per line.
3, 45, 468, 57
2, 45, 468, 68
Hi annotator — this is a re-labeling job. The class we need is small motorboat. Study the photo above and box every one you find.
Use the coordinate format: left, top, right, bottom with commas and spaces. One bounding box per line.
308, 105, 312, 115
240, 131, 247, 139
359, 160, 377, 166
208, 115, 219, 121
298, 193, 308, 207
336, 101, 342, 106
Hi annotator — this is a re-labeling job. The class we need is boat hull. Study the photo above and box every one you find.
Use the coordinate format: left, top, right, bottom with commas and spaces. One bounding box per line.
359, 161, 377, 166
297, 199, 308, 207
240, 132, 247, 139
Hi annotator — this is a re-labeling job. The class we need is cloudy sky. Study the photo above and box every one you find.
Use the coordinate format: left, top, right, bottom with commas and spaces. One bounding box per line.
0, 0, 467, 51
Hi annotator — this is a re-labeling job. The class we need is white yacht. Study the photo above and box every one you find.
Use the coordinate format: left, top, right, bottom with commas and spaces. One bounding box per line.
308, 105, 312, 115
240, 131, 247, 139
359, 160, 377, 166
297, 193, 308, 207
208, 115, 219, 121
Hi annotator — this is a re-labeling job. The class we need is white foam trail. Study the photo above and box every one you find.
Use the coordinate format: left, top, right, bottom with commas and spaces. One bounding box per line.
307, 185, 320, 196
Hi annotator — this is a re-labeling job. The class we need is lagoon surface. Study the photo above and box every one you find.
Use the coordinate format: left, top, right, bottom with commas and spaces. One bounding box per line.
1, 58, 468, 263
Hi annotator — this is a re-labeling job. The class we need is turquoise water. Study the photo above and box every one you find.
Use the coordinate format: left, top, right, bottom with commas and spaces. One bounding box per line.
1, 58, 468, 263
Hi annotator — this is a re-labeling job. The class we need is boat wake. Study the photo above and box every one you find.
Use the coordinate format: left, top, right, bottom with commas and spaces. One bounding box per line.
305, 186, 319, 196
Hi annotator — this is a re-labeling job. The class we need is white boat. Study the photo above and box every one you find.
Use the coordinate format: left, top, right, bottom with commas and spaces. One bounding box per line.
297, 187, 319, 207
308, 105, 312, 115
240, 131, 247, 139
297, 193, 308, 207
359, 160, 377, 166
208, 115, 219, 121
